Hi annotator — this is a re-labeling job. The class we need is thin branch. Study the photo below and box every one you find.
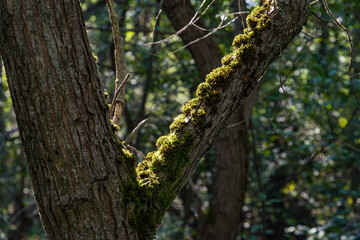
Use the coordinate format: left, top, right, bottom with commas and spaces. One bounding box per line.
10, 201, 37, 224
192, 11, 248, 32
126, 144, 147, 160
124, 118, 148, 145
259, 37, 312, 100
171, 16, 238, 55
145, 0, 216, 47
310, 0, 320, 5
226, 120, 245, 128
321, 0, 359, 105
150, 9, 162, 44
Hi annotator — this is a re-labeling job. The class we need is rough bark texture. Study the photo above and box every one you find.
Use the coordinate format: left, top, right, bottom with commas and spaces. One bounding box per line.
0, 1, 137, 239
0, 0, 310, 239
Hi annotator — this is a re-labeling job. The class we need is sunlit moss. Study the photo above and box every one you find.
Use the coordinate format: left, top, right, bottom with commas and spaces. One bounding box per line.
182, 98, 200, 115
169, 114, 187, 132
111, 123, 120, 132
104, 90, 109, 99
135, 0, 273, 191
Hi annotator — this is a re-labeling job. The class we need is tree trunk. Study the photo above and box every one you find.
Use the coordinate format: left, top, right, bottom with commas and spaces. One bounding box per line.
0, 0, 310, 239
0, 1, 138, 239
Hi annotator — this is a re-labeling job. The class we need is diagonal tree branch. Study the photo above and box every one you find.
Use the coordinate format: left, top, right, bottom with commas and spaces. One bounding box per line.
134, 0, 311, 238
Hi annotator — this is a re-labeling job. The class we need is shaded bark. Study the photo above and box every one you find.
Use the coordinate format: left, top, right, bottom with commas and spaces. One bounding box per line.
0, 1, 137, 239
0, 0, 310, 239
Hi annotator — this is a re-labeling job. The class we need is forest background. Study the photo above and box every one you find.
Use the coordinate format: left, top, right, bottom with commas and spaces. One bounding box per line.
0, 0, 359, 239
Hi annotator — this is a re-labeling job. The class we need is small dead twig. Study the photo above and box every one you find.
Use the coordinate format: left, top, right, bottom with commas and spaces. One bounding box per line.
126, 144, 147, 160
124, 118, 148, 145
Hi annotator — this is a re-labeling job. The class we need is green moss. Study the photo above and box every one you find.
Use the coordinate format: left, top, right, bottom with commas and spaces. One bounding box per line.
196, 82, 211, 98
137, 131, 195, 189
92, 52, 98, 61
196, 82, 221, 104
169, 114, 187, 132
182, 98, 200, 115
155, 134, 179, 156
232, 2, 271, 49
221, 53, 234, 65
122, 147, 136, 161
156, 135, 169, 148
111, 123, 120, 132
190, 108, 206, 126
205, 66, 234, 88
104, 90, 109, 99
237, 44, 256, 62
136, 160, 159, 188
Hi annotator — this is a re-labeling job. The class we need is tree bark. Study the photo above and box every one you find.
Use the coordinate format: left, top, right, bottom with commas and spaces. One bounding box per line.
0, 0, 310, 239
0, 1, 138, 239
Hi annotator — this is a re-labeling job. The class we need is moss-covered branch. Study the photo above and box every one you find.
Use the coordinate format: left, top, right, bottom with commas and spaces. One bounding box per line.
123, 0, 310, 238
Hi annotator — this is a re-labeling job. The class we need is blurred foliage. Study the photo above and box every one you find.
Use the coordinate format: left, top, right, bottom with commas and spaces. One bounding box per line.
1, 0, 360, 239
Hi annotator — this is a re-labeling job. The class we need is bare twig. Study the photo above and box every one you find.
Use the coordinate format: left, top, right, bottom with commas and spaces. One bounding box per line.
226, 120, 245, 128
310, 0, 320, 5
145, 0, 217, 47
260, 37, 312, 100
171, 16, 238, 55
126, 144, 147, 160
322, 0, 359, 105
150, 9, 162, 44
124, 118, 148, 145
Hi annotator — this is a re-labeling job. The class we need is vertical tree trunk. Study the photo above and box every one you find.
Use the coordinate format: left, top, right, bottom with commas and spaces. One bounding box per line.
0, 1, 137, 239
